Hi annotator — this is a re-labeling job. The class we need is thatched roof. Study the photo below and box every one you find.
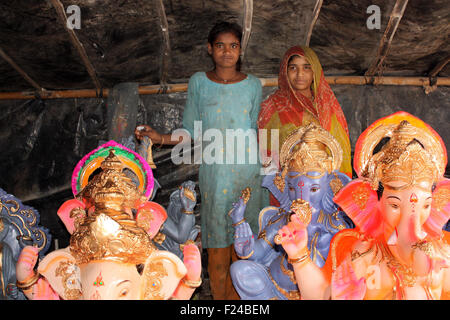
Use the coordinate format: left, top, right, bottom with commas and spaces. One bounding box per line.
0, 0, 449, 93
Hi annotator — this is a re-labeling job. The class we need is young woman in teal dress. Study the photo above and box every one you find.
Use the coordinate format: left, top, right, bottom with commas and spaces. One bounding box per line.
135, 21, 268, 299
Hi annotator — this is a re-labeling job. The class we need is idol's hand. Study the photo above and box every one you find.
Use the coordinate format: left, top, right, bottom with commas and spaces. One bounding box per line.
229, 188, 251, 225
331, 258, 366, 300
16, 246, 39, 282
234, 222, 254, 258
277, 214, 308, 259
182, 243, 201, 282
33, 278, 60, 300
179, 181, 197, 212
229, 197, 247, 225
411, 240, 450, 276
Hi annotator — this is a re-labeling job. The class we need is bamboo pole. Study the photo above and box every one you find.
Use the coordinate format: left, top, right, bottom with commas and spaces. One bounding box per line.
326, 75, 450, 86
429, 55, 450, 78
365, 0, 409, 78
0, 47, 44, 91
240, 0, 254, 62
155, 0, 171, 86
49, 0, 102, 92
305, 0, 323, 46
1, 76, 449, 100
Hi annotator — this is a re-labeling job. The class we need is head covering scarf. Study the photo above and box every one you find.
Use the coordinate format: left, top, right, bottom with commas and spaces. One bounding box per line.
258, 46, 352, 177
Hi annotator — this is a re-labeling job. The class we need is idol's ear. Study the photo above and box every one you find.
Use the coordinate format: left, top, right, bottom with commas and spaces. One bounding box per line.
136, 201, 168, 239
423, 178, 450, 239
328, 171, 352, 195
57, 199, 86, 234
322, 171, 352, 212
37, 248, 82, 300
140, 250, 187, 300
262, 173, 291, 211
333, 179, 383, 239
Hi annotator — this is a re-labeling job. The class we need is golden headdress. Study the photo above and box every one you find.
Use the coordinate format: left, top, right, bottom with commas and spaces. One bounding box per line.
274, 123, 343, 191
77, 149, 147, 210
354, 112, 447, 190
70, 149, 155, 265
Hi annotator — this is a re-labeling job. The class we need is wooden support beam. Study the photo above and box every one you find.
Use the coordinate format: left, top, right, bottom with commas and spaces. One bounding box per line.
155, 0, 171, 87
365, 0, 409, 78
0, 47, 44, 92
1, 76, 449, 100
305, 0, 323, 46
49, 0, 101, 92
240, 0, 253, 62
327, 75, 450, 86
429, 55, 450, 78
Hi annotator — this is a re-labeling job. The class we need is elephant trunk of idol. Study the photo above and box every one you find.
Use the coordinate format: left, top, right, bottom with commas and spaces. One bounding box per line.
395, 212, 431, 276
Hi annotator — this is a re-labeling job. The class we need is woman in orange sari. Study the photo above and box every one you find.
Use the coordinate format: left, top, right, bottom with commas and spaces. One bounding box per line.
258, 46, 352, 180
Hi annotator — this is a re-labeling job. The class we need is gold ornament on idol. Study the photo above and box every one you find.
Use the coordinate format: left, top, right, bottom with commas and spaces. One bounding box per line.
241, 187, 252, 204
77, 149, 147, 212
183, 188, 196, 202
70, 150, 156, 265
357, 120, 446, 191
290, 199, 312, 225
274, 123, 343, 192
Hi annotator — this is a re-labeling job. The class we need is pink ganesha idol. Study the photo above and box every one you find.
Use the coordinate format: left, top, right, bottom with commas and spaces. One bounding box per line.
277, 112, 450, 300
15, 141, 201, 300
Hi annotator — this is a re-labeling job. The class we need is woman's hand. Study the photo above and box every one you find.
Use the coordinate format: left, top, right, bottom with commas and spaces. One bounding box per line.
135, 124, 162, 143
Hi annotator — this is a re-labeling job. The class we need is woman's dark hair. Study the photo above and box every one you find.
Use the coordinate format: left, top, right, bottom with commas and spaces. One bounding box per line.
207, 21, 242, 45
287, 54, 300, 65
207, 21, 243, 71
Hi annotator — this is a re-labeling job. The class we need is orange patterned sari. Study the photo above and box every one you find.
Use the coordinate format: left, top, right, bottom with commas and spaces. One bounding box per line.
257, 46, 352, 177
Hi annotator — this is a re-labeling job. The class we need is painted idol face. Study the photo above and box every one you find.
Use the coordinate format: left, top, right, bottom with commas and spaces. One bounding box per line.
380, 181, 432, 245
80, 261, 141, 300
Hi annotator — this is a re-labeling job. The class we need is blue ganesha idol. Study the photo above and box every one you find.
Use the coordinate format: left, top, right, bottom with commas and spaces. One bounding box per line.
229, 123, 354, 300
0, 188, 51, 299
